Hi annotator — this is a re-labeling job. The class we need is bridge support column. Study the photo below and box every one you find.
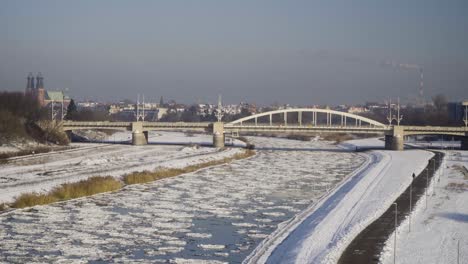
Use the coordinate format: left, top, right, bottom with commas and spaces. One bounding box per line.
131, 122, 147, 145
385, 126, 404, 151
212, 122, 225, 148
65, 130, 73, 142
461, 136, 468, 150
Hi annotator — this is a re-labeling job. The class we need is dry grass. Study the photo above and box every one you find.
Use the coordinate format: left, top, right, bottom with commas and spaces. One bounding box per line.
51, 176, 123, 200
124, 150, 255, 185
0, 203, 8, 211
8, 150, 255, 209
11, 176, 122, 209
11, 193, 59, 208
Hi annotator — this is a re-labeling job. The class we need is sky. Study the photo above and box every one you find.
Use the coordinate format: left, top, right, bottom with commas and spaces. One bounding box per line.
1, 0, 467, 105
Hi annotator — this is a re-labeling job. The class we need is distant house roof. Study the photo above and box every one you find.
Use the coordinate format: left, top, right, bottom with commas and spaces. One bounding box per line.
45, 90, 70, 101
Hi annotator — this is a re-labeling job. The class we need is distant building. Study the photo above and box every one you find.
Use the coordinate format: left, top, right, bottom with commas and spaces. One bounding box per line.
44, 90, 70, 106
448, 100, 468, 124
347, 106, 369, 114
25, 73, 70, 107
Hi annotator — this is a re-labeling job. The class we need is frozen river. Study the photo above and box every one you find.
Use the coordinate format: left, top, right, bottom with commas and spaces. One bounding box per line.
0, 136, 365, 263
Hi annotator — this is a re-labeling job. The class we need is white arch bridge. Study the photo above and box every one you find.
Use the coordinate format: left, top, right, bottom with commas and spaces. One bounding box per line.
61, 108, 468, 150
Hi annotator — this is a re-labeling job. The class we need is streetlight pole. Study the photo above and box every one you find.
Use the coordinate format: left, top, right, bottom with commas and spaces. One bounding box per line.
409, 173, 415, 232
463, 104, 468, 127
393, 202, 398, 264
426, 166, 429, 210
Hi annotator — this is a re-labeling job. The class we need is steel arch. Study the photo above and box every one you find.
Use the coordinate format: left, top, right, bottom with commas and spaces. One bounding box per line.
227, 108, 386, 127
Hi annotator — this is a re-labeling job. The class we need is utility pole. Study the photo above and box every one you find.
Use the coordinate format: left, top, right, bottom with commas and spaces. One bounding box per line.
387, 99, 393, 125
215, 94, 224, 122
463, 103, 468, 127
393, 202, 398, 264
409, 173, 415, 232
386, 98, 403, 125
396, 97, 403, 125
135, 94, 147, 121
426, 164, 429, 210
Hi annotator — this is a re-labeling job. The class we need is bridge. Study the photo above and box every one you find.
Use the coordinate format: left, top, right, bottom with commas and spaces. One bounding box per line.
61, 108, 468, 150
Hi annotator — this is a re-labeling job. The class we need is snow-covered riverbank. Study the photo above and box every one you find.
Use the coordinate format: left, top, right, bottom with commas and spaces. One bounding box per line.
247, 138, 433, 264
380, 150, 468, 264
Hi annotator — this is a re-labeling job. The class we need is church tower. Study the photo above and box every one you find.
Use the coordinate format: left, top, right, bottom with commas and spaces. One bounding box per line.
25, 73, 35, 95
36, 73, 46, 106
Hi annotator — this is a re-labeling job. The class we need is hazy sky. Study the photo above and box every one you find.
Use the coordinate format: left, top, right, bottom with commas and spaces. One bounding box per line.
1, 0, 467, 105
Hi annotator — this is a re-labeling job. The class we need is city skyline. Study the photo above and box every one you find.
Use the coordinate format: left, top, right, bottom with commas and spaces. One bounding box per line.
1, 0, 467, 105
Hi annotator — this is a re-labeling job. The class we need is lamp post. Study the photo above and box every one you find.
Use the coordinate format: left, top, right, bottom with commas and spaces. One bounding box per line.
425, 166, 429, 210
463, 103, 468, 127
409, 173, 415, 232
393, 202, 398, 264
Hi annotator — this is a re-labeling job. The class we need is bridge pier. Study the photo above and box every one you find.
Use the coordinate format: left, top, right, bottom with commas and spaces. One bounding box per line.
65, 130, 73, 142
131, 122, 148, 145
385, 126, 404, 151
212, 122, 225, 148
461, 136, 468, 150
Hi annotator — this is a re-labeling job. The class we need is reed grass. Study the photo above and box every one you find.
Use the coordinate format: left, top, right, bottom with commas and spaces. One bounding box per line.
11, 193, 59, 208
11, 176, 122, 209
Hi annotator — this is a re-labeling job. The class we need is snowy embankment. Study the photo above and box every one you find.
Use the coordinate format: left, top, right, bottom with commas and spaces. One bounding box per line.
380, 150, 468, 264
0, 131, 245, 204
246, 138, 433, 264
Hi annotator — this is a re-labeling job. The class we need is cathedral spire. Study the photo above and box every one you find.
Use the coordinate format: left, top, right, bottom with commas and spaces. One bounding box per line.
36, 72, 44, 89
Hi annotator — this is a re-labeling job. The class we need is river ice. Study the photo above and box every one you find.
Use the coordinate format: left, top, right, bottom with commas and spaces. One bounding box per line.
0, 136, 365, 263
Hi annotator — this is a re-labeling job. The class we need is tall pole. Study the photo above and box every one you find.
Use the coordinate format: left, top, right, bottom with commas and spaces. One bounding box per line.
463, 105, 467, 127
393, 202, 398, 264
215, 94, 224, 122
387, 99, 393, 125
61, 91, 64, 121
396, 97, 403, 125
142, 94, 145, 122
136, 94, 140, 121
433, 157, 436, 194
409, 173, 415, 232
51, 100, 54, 121
458, 239, 460, 264
426, 166, 429, 210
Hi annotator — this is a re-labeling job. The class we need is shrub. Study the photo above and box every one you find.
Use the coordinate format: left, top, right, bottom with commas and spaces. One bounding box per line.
36, 120, 70, 145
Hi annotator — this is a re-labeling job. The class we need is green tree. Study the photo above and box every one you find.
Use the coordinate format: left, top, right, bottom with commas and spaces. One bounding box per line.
65, 99, 78, 120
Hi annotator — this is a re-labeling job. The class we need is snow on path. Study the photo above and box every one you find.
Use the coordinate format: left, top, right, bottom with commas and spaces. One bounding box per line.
380, 150, 468, 264
246, 138, 433, 264
0, 132, 244, 203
